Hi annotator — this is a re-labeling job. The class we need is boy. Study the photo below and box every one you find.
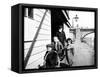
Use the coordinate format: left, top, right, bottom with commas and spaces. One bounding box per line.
44, 44, 59, 68
53, 36, 65, 61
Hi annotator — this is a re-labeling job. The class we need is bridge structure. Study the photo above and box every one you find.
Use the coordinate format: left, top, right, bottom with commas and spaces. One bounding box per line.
69, 28, 94, 41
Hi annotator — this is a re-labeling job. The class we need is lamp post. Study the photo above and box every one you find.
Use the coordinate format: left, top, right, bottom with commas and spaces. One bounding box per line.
72, 14, 79, 28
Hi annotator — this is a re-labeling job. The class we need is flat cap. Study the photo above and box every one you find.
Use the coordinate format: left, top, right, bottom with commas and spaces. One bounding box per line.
46, 44, 54, 48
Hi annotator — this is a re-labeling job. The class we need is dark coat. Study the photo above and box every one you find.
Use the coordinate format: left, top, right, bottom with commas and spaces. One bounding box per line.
44, 50, 58, 68
56, 31, 66, 46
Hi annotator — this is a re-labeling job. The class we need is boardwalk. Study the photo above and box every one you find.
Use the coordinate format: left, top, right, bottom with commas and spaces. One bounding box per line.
65, 28, 94, 66
72, 41, 94, 66
60, 41, 94, 66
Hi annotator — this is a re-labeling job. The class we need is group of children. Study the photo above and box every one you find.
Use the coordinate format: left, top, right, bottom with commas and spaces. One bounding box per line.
38, 25, 74, 69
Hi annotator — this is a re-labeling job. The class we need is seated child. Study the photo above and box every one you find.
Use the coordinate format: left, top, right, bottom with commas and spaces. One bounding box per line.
39, 44, 59, 69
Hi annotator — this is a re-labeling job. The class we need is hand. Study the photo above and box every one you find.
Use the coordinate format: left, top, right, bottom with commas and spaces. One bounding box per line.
67, 45, 72, 49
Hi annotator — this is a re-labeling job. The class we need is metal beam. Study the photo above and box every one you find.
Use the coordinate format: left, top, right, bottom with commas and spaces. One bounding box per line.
24, 10, 48, 68
62, 10, 71, 28
82, 31, 94, 39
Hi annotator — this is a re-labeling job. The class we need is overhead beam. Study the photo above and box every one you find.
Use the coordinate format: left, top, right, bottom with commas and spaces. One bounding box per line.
62, 10, 71, 28
65, 10, 70, 19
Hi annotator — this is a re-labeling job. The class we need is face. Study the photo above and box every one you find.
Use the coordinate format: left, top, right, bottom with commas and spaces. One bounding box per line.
47, 47, 52, 51
68, 40, 71, 45
54, 37, 58, 42
59, 28, 63, 32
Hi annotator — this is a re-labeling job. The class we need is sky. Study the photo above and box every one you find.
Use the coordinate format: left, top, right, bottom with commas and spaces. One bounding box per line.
68, 10, 94, 28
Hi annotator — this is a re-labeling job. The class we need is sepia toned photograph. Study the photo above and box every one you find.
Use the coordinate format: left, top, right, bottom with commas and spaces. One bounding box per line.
23, 7, 96, 70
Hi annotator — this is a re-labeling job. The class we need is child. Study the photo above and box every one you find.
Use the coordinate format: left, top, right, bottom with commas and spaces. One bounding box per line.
44, 44, 59, 68
65, 38, 74, 66
53, 36, 65, 61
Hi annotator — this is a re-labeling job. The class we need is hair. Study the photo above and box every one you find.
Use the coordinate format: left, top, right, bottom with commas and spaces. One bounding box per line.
59, 23, 64, 30
66, 38, 72, 44
46, 44, 53, 48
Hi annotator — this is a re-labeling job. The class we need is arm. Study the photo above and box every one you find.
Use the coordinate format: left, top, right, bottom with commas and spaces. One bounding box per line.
63, 31, 67, 46
43, 51, 49, 65
64, 32, 66, 40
